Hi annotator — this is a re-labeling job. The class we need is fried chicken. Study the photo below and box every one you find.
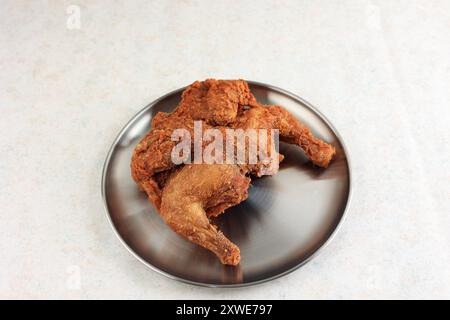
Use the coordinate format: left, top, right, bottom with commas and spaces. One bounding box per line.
175, 79, 258, 125
131, 79, 335, 265
160, 164, 250, 265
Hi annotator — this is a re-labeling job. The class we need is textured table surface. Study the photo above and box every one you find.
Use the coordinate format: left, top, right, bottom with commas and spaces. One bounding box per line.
1, 0, 449, 299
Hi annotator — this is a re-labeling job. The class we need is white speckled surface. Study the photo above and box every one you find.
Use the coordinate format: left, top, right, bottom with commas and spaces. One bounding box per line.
1, 0, 449, 299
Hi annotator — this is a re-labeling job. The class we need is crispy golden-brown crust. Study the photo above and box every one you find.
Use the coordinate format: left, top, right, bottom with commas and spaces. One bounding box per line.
130, 79, 336, 265
234, 104, 336, 168
160, 164, 250, 265
176, 79, 258, 125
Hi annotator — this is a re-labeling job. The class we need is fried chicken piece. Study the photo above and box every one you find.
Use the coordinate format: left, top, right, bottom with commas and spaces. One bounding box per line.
131, 115, 197, 209
175, 79, 258, 125
233, 104, 335, 168
130, 79, 336, 265
160, 164, 250, 265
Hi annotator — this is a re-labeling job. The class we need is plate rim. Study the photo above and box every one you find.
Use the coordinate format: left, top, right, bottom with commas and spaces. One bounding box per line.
101, 80, 353, 288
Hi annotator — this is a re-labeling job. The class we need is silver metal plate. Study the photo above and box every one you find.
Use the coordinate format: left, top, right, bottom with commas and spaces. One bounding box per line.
102, 81, 352, 287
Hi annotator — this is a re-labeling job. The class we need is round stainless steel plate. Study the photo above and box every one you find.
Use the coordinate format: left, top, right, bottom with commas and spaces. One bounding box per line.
102, 81, 352, 287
